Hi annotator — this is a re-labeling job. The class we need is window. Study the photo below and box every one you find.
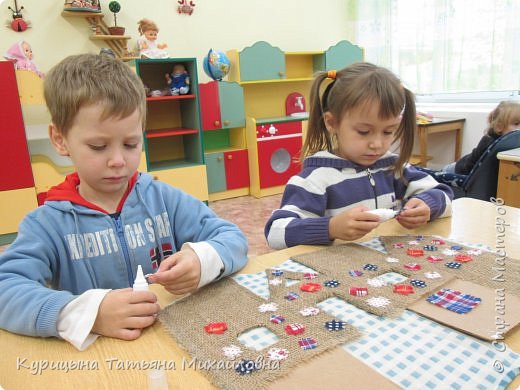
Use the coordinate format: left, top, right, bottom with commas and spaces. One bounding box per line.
350, 0, 519, 98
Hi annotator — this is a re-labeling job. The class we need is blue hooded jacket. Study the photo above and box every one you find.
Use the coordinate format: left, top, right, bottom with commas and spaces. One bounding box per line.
0, 172, 248, 337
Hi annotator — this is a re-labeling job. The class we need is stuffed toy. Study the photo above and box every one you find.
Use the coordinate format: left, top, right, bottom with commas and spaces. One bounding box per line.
4, 41, 44, 78
165, 64, 190, 95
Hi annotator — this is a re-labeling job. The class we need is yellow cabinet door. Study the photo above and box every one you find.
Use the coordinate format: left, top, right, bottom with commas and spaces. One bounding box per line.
150, 165, 208, 202
0, 188, 38, 235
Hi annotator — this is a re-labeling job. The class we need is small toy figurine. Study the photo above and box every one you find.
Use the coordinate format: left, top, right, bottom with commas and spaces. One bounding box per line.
165, 64, 190, 95
3, 40, 44, 78
137, 18, 169, 59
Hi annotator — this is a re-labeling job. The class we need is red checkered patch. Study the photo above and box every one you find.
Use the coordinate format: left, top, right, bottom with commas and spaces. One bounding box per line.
285, 323, 305, 335
300, 282, 322, 293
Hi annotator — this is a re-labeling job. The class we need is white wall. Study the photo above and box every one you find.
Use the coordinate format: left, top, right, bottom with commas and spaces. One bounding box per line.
0, 0, 353, 83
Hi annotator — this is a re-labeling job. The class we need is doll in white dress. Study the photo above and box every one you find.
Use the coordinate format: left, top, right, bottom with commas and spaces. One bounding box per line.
137, 19, 169, 59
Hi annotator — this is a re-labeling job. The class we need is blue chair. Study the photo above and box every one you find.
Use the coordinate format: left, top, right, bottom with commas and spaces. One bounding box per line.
418, 130, 520, 201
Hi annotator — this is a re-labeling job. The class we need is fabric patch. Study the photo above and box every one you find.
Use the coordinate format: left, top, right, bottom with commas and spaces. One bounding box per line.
467, 249, 483, 256
204, 322, 228, 334
258, 303, 278, 313
415, 235, 425, 241
298, 337, 318, 350
303, 272, 318, 280
235, 360, 257, 375
285, 292, 299, 301
366, 296, 391, 308
349, 287, 368, 296
300, 282, 322, 292
285, 323, 305, 335
408, 240, 420, 246
349, 270, 363, 277
324, 279, 340, 288
424, 271, 442, 279
455, 254, 473, 263
393, 284, 415, 295
423, 245, 438, 251
363, 263, 378, 271
407, 248, 424, 257
367, 278, 387, 287
269, 278, 283, 286
271, 269, 284, 276
427, 255, 444, 263
450, 245, 463, 251
443, 249, 459, 256
325, 320, 347, 331
410, 279, 427, 288
404, 262, 421, 271
386, 257, 400, 263
269, 314, 285, 324
222, 345, 243, 359
431, 238, 445, 245
267, 347, 289, 361
300, 307, 320, 317
392, 243, 405, 249
426, 288, 482, 314
445, 262, 462, 269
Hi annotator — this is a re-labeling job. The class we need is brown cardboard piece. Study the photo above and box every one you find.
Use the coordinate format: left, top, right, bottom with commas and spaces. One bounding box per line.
269, 347, 400, 390
408, 278, 520, 341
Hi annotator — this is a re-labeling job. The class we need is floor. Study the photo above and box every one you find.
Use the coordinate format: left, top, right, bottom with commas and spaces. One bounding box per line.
0, 194, 283, 258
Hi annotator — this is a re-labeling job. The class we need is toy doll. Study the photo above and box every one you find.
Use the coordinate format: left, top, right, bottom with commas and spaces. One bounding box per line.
165, 64, 190, 95
4, 41, 44, 78
137, 18, 169, 59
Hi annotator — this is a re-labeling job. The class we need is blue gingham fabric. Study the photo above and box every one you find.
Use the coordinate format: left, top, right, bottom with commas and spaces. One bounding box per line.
237, 326, 279, 351
232, 237, 519, 389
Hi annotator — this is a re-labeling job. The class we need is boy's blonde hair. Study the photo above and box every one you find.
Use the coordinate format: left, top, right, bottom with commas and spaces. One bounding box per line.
43, 53, 146, 135
487, 100, 520, 136
137, 18, 158, 35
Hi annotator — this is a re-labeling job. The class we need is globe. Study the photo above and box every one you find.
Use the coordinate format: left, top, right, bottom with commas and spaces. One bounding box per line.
203, 49, 231, 81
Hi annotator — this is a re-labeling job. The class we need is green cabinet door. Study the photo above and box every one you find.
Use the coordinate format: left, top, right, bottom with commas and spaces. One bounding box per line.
324, 40, 364, 70
239, 41, 285, 81
205, 152, 226, 193
218, 81, 245, 129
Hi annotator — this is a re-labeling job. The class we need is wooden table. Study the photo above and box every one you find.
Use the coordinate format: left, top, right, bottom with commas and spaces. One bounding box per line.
412, 117, 466, 167
497, 147, 520, 208
1, 198, 519, 389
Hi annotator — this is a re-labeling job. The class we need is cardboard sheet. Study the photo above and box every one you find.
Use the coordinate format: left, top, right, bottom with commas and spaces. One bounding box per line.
408, 279, 520, 341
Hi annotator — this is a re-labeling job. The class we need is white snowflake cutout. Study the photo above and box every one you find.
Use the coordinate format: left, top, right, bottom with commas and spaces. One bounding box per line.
222, 345, 243, 359
467, 249, 483, 256
267, 347, 289, 361
366, 296, 391, 308
269, 278, 283, 286
424, 271, 442, 279
408, 240, 419, 246
367, 277, 387, 287
443, 249, 459, 256
258, 303, 278, 313
386, 257, 400, 263
299, 307, 320, 316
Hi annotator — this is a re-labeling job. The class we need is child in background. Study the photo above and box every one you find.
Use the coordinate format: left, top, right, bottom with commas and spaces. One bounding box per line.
265, 63, 453, 249
442, 101, 520, 175
137, 18, 169, 59
0, 54, 248, 350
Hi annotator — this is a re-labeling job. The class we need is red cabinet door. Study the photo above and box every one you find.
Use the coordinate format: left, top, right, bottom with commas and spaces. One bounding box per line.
257, 135, 302, 189
224, 149, 249, 190
198, 81, 221, 131
0, 62, 35, 191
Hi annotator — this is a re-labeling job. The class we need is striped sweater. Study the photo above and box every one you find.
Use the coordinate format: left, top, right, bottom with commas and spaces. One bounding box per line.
265, 151, 453, 249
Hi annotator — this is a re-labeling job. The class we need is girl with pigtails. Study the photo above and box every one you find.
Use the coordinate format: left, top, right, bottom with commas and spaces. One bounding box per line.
265, 62, 453, 250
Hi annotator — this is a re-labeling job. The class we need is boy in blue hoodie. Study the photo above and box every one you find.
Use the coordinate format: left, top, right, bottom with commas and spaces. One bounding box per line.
0, 53, 248, 350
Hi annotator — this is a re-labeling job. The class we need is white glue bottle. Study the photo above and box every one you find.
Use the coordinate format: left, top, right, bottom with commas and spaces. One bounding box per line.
133, 265, 149, 291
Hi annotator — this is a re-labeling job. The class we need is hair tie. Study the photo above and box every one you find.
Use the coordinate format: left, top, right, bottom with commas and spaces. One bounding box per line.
327, 70, 337, 80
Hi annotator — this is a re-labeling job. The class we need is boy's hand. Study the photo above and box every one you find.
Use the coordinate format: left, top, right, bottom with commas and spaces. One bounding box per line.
147, 248, 201, 295
397, 198, 431, 229
329, 206, 380, 242
92, 289, 159, 340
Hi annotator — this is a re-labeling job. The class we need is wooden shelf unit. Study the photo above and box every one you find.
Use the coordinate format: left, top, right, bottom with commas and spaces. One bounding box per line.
61, 10, 136, 61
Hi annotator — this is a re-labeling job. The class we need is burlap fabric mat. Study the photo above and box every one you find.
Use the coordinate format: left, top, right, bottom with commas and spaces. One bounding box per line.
159, 276, 360, 390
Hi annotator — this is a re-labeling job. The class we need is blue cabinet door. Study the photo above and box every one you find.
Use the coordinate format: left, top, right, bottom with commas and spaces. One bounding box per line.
205, 152, 226, 193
